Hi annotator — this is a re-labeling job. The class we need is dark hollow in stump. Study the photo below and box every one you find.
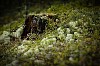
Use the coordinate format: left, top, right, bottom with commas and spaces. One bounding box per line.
21, 15, 47, 39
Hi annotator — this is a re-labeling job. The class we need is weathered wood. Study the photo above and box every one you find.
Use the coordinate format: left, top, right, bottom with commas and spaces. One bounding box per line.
21, 15, 47, 39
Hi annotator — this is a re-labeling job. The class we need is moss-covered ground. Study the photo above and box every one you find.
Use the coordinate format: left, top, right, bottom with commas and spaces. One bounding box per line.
0, 2, 100, 66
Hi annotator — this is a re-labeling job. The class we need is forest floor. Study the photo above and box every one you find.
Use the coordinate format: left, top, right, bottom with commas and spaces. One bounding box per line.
0, 2, 100, 66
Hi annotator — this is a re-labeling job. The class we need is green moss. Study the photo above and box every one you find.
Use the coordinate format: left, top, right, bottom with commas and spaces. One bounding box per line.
0, 2, 100, 66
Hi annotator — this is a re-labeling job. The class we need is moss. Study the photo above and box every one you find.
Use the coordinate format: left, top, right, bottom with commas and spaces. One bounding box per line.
0, 2, 100, 66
